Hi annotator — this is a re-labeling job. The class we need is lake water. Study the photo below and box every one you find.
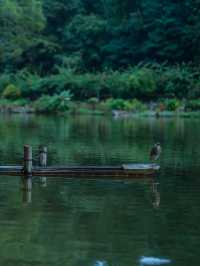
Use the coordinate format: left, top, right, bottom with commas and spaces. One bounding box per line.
0, 114, 200, 266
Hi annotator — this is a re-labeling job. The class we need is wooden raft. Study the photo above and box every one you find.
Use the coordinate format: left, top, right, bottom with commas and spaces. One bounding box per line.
0, 146, 160, 178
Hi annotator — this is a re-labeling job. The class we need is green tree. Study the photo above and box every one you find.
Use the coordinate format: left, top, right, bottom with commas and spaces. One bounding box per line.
0, 0, 45, 69
63, 14, 106, 70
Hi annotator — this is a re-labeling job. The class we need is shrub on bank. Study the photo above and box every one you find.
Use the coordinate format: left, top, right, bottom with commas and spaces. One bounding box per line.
154, 64, 194, 98
2, 84, 21, 100
163, 98, 181, 111
185, 99, 200, 111
130, 99, 147, 112
0, 73, 12, 94
33, 91, 72, 113
104, 98, 147, 112
1, 63, 200, 105
87, 97, 99, 110
128, 67, 156, 99
104, 98, 129, 110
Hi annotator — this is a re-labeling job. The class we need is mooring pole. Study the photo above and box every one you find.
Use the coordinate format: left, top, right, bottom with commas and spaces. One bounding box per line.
39, 145, 47, 187
22, 145, 32, 203
23, 145, 32, 175
39, 146, 47, 167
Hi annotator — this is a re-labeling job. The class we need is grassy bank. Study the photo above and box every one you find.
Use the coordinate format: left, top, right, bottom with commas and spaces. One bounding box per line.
1, 97, 200, 118
1, 63, 200, 116
1, 64, 200, 101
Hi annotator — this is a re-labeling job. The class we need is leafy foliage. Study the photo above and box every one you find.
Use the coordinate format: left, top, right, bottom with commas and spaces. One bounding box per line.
162, 99, 181, 111
2, 84, 21, 99
33, 91, 72, 113
104, 98, 147, 112
0, 0, 46, 68
185, 100, 200, 111
1, 64, 200, 103
0, 0, 200, 104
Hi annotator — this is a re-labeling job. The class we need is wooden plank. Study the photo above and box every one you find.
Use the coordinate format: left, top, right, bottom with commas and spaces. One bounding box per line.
33, 163, 158, 171
122, 163, 160, 170
35, 165, 123, 170
0, 166, 22, 170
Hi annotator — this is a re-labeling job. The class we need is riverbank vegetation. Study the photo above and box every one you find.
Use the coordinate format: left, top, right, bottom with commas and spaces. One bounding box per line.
0, 0, 200, 114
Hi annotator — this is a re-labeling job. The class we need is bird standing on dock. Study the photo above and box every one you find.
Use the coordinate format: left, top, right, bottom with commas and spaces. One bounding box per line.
150, 143, 161, 161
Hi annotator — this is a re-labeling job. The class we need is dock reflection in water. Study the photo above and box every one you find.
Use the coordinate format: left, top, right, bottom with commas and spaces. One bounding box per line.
15, 175, 165, 266
21, 176, 160, 206
21, 176, 32, 204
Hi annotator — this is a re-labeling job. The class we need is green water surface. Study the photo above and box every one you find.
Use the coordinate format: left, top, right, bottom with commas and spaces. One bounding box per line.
0, 114, 199, 266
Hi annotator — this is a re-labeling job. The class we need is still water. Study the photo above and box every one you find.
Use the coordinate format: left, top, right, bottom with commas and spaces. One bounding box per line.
0, 114, 199, 266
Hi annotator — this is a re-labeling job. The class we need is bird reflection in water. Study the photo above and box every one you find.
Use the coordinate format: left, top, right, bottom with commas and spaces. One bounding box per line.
151, 182, 160, 209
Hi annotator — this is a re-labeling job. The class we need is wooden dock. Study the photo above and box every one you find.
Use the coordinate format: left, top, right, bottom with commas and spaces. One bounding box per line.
0, 145, 160, 178
0, 164, 159, 178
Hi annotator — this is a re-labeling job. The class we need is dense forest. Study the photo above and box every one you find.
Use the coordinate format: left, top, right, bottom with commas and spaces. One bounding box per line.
1, 0, 200, 112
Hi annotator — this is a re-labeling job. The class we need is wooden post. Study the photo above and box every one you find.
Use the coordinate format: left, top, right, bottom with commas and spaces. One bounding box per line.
23, 145, 32, 175
39, 146, 47, 187
39, 146, 47, 167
